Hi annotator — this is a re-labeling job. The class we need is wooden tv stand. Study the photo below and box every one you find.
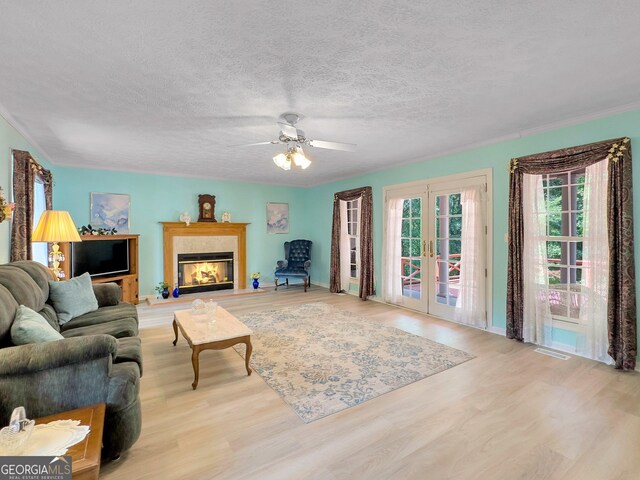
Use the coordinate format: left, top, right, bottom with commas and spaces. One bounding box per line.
60, 234, 140, 305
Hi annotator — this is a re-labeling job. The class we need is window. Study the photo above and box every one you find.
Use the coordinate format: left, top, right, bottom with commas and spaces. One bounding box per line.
32, 177, 48, 266
346, 199, 360, 278
541, 169, 585, 325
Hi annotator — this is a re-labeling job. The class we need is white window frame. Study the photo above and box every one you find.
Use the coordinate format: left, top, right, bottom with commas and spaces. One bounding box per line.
538, 169, 586, 329
346, 198, 361, 280
32, 176, 48, 267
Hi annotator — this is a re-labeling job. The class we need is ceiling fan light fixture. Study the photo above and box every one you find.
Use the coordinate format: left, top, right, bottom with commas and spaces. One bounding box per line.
229, 112, 353, 171
293, 152, 311, 169
273, 153, 291, 170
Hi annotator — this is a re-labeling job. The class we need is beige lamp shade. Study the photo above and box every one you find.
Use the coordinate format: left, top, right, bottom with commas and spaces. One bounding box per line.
32, 210, 82, 242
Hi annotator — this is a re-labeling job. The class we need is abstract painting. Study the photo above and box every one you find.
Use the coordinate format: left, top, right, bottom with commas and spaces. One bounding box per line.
90, 192, 130, 233
266, 202, 289, 234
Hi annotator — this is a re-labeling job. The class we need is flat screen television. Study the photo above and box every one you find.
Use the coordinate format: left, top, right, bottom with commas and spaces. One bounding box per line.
71, 239, 130, 278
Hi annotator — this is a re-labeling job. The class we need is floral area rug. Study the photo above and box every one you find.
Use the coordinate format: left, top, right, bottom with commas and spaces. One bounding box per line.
234, 303, 474, 423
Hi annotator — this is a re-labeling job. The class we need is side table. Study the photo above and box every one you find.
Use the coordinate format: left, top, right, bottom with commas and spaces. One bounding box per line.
35, 403, 106, 480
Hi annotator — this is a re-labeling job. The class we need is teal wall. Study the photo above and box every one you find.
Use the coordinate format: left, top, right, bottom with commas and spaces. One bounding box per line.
53, 166, 306, 295
0, 114, 53, 263
5, 107, 640, 353
302, 109, 640, 337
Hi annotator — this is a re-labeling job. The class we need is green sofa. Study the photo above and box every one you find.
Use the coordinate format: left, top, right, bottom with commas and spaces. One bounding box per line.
0, 260, 142, 459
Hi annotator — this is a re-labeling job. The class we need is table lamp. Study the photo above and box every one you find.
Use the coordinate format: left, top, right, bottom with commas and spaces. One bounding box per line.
32, 210, 82, 280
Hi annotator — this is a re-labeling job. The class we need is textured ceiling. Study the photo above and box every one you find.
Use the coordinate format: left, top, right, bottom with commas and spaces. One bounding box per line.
1, 1, 639, 186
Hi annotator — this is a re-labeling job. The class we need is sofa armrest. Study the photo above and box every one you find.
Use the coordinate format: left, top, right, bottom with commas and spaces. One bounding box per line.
0, 335, 118, 376
0, 335, 120, 425
276, 260, 288, 269
93, 283, 122, 307
304, 260, 311, 271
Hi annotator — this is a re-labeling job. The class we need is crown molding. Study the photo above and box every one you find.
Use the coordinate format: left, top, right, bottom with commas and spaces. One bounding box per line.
310, 100, 640, 187
0, 100, 54, 164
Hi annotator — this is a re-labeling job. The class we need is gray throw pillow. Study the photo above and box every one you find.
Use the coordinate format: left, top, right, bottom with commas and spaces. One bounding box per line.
11, 305, 64, 345
48, 272, 99, 325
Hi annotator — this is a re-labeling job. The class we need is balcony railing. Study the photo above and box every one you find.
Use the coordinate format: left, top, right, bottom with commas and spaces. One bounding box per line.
401, 256, 583, 285
401, 254, 461, 285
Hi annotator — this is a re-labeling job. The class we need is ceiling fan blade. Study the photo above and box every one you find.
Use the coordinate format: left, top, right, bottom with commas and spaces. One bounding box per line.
308, 139, 357, 152
207, 115, 275, 124
227, 140, 282, 147
277, 122, 299, 139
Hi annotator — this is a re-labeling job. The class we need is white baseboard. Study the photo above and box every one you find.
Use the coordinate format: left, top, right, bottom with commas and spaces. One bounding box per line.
488, 325, 506, 336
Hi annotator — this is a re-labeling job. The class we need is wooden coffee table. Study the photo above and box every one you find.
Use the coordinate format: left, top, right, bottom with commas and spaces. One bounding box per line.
172, 306, 253, 389
35, 403, 105, 480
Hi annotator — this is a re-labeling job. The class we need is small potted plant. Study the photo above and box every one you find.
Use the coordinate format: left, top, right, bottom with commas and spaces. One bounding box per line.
250, 272, 260, 290
155, 281, 170, 299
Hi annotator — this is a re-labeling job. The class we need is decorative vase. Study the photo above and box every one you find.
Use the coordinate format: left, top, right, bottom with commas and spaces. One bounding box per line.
161, 288, 170, 299
252, 278, 259, 290
172, 286, 180, 298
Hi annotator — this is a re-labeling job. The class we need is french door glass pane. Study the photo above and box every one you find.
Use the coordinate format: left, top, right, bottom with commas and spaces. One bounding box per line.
449, 217, 462, 238
449, 194, 462, 215
402, 219, 410, 237
411, 239, 421, 256
413, 259, 421, 279
411, 218, 421, 238
436, 283, 448, 304
401, 197, 423, 300
434, 192, 462, 308
401, 239, 410, 256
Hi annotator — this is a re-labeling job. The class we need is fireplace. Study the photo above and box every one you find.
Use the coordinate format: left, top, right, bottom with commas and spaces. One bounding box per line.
177, 252, 234, 293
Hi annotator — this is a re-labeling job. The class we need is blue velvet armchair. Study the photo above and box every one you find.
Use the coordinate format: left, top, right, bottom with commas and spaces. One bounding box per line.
274, 240, 312, 292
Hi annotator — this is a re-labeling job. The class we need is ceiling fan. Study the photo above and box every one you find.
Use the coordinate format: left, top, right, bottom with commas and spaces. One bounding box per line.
229, 113, 356, 170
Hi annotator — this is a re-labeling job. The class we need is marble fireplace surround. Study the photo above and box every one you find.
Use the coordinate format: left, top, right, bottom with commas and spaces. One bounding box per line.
161, 222, 248, 290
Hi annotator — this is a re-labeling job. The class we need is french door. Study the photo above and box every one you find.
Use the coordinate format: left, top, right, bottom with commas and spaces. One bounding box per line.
427, 186, 464, 319
384, 173, 490, 325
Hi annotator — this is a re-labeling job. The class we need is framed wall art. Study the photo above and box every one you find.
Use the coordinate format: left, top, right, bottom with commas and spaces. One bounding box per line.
90, 192, 130, 233
266, 202, 289, 234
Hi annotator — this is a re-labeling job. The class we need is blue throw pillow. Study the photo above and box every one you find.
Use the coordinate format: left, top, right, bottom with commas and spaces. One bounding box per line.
48, 272, 99, 325
11, 305, 64, 345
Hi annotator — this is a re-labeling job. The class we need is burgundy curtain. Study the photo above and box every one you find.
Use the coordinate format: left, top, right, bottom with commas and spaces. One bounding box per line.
10, 150, 53, 262
507, 137, 636, 370
330, 186, 375, 300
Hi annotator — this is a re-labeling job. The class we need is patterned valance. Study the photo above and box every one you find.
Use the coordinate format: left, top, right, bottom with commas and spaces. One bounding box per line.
508, 137, 630, 174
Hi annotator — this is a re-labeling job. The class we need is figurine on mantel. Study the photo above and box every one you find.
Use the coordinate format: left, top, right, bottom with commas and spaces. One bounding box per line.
221, 211, 231, 223
179, 212, 192, 226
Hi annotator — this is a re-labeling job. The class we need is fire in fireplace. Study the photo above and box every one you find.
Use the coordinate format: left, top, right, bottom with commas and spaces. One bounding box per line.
177, 252, 234, 293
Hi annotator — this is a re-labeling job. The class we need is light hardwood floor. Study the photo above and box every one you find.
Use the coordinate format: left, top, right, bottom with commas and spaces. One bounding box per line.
101, 287, 640, 480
